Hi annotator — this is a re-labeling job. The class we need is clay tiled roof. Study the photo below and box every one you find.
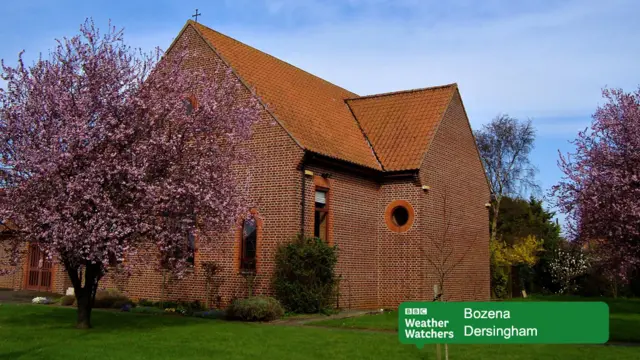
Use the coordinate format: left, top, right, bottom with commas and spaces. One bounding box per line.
186, 21, 459, 172
346, 85, 456, 171
192, 22, 382, 170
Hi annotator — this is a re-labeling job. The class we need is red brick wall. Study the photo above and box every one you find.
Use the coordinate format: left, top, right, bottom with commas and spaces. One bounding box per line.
303, 164, 380, 309
1, 26, 490, 310
0, 242, 21, 289
377, 178, 428, 307
418, 90, 491, 302
0, 243, 69, 294
97, 24, 306, 307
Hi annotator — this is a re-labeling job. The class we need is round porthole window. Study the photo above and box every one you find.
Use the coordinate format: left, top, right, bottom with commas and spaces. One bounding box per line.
391, 206, 409, 227
385, 200, 415, 233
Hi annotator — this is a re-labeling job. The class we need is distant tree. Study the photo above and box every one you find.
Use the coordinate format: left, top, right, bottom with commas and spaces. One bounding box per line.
549, 245, 590, 294
476, 115, 538, 298
490, 234, 543, 298
475, 114, 538, 244
491, 196, 564, 295
554, 87, 640, 290
0, 20, 261, 328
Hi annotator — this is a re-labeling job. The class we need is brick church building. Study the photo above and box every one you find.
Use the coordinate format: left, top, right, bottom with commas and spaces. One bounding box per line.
0, 20, 490, 309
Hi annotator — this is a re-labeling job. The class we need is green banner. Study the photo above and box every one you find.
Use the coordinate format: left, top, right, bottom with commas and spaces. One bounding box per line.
399, 301, 609, 347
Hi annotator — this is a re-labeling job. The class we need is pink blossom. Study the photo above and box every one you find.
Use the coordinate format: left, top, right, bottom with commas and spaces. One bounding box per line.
553, 87, 640, 283
0, 19, 261, 315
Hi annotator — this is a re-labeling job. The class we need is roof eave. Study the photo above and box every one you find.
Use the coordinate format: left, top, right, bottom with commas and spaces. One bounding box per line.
301, 151, 419, 181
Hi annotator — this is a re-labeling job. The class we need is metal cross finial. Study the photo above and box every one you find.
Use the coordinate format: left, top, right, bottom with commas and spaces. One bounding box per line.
192, 9, 202, 23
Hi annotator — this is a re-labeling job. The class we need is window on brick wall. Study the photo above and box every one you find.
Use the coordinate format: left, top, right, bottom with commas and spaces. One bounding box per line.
183, 98, 193, 115
391, 206, 409, 227
314, 189, 329, 241
384, 200, 415, 233
108, 253, 123, 267
240, 218, 257, 272
183, 96, 197, 115
186, 231, 196, 265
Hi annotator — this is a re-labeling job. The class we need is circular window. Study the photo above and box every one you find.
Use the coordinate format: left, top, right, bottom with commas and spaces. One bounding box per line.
385, 200, 415, 233
391, 206, 409, 226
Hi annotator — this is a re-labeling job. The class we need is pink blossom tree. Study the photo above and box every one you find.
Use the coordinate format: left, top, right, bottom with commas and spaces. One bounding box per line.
0, 20, 261, 328
554, 87, 640, 289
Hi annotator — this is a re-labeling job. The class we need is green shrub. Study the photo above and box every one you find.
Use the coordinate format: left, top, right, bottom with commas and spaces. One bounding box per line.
130, 306, 165, 315
58, 290, 131, 308
491, 265, 510, 299
59, 295, 75, 306
161, 301, 179, 309
273, 235, 338, 313
137, 299, 154, 307
226, 296, 284, 322
193, 309, 226, 320
93, 289, 132, 309
182, 300, 206, 312
135, 299, 207, 314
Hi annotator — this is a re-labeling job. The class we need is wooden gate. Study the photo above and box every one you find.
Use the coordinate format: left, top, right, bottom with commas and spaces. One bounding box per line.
25, 244, 52, 291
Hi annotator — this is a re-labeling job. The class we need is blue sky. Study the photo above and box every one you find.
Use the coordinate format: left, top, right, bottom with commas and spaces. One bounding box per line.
2, 0, 640, 226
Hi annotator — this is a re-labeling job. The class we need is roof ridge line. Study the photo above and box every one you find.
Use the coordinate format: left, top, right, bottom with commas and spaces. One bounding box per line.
190, 20, 359, 98
345, 83, 458, 102
345, 102, 385, 171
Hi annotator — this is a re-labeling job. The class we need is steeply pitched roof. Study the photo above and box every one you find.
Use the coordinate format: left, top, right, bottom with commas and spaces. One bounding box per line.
346, 85, 456, 171
191, 22, 382, 170
185, 21, 462, 172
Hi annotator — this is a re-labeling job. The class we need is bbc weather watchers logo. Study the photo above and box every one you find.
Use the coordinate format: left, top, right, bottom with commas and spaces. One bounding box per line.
405, 307, 428, 315
399, 301, 609, 347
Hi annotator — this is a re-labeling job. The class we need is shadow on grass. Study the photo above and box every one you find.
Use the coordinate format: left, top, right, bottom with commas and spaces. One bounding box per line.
0, 304, 213, 333
0, 350, 33, 360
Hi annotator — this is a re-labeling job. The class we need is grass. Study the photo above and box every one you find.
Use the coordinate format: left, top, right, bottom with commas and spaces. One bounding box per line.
308, 296, 640, 343
1, 305, 639, 359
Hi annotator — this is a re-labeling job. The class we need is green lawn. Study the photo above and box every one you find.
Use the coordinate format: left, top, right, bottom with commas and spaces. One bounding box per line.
1, 304, 639, 359
308, 296, 640, 344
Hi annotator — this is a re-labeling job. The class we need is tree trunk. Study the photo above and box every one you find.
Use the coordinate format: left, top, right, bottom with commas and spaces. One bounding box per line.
507, 266, 513, 299
76, 291, 93, 329
64, 260, 102, 329
490, 200, 500, 243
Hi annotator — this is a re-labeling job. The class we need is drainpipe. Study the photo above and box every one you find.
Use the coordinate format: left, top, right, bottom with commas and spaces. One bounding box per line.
300, 164, 306, 236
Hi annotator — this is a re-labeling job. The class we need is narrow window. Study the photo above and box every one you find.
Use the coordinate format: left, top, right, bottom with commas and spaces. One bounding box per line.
314, 189, 329, 241
183, 98, 195, 115
240, 218, 257, 271
186, 232, 196, 265
108, 253, 123, 267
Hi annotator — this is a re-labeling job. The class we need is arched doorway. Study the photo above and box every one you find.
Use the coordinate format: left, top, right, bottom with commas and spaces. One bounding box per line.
24, 243, 53, 291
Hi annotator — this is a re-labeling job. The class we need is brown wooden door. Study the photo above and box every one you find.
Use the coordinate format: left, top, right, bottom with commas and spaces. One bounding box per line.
25, 244, 52, 291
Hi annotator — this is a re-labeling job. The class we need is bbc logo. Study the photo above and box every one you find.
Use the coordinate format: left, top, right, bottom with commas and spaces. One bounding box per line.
405, 308, 428, 315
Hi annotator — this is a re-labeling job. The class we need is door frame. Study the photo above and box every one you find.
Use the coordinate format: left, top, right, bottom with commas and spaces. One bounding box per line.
23, 243, 53, 292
